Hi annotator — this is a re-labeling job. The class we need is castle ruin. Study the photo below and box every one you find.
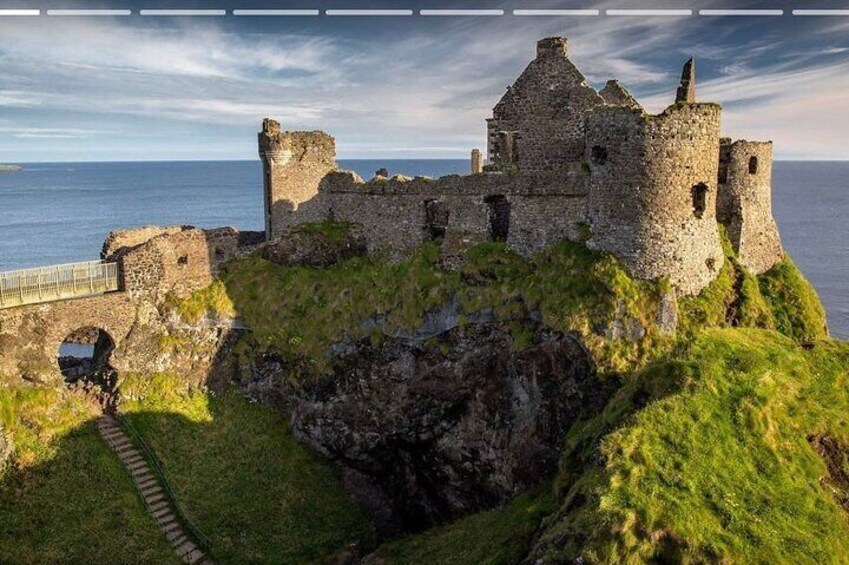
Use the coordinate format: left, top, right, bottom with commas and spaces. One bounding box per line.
257, 36, 783, 295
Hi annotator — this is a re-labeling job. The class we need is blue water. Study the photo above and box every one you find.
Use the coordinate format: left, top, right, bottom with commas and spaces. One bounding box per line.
0, 160, 846, 339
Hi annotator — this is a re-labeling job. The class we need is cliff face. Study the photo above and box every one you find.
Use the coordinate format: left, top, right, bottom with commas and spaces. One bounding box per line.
240, 322, 600, 534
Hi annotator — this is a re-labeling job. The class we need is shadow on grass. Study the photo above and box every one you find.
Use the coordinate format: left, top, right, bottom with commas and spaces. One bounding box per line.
0, 419, 178, 564
117, 385, 376, 564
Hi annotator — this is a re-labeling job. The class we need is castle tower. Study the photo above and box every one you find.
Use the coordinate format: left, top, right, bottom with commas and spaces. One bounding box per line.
258, 118, 337, 240
716, 139, 783, 274
486, 37, 604, 171
584, 60, 724, 295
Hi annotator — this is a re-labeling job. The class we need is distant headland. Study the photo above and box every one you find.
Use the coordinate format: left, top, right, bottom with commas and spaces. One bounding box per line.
0, 164, 22, 172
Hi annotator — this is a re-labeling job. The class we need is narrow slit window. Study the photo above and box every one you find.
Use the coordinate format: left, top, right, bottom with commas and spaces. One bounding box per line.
748, 156, 758, 175
692, 183, 708, 219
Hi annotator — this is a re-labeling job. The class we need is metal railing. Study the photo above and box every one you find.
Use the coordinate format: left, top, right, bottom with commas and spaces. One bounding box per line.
0, 260, 119, 309
117, 412, 213, 554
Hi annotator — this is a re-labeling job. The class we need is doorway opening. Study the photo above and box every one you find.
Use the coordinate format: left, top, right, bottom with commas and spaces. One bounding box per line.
485, 195, 511, 242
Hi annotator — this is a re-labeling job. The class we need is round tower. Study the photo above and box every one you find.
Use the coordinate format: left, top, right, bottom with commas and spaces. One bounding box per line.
584, 102, 725, 295
716, 139, 783, 274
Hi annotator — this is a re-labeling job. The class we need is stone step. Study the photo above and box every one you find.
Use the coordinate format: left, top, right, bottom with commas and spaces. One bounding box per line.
151, 506, 174, 524
140, 484, 162, 497
175, 540, 197, 557
168, 531, 188, 546
185, 549, 205, 564
130, 463, 151, 475
146, 492, 167, 506
135, 475, 156, 487
161, 521, 182, 534
125, 459, 147, 471
124, 455, 145, 467
149, 500, 170, 513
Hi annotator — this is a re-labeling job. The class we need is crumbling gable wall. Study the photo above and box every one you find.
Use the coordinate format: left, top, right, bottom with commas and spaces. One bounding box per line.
599, 80, 642, 110
487, 37, 604, 171
717, 139, 783, 274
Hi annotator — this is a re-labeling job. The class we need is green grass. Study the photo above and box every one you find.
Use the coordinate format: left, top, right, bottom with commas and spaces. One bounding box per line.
120, 373, 376, 563
758, 258, 829, 342
536, 329, 849, 563
176, 238, 669, 376
370, 487, 557, 565
0, 387, 176, 564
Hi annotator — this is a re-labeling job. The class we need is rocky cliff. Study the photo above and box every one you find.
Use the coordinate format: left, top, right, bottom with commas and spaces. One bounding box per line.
241, 322, 600, 534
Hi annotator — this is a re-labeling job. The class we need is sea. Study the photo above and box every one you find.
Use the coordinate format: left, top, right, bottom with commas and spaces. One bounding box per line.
1, 159, 846, 339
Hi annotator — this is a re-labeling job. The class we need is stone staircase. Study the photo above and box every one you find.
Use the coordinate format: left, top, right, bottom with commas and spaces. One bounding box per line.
97, 415, 213, 565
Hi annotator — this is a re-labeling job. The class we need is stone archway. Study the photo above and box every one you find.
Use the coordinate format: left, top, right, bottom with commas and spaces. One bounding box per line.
58, 327, 117, 401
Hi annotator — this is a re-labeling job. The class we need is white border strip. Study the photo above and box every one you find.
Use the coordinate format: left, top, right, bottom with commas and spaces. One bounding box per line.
139, 9, 225, 16
233, 9, 319, 16
420, 9, 504, 16
47, 9, 131, 16
0, 9, 40, 16
699, 9, 783, 16
326, 9, 413, 16
513, 9, 599, 16
607, 9, 692, 16
792, 9, 849, 16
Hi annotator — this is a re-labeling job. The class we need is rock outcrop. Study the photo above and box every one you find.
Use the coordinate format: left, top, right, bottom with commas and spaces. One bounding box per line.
241, 322, 600, 534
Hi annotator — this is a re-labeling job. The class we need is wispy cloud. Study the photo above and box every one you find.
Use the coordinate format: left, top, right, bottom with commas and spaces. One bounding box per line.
0, 7, 847, 160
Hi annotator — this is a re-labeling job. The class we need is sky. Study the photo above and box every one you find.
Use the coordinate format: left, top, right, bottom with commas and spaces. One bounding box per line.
1, 0, 848, 161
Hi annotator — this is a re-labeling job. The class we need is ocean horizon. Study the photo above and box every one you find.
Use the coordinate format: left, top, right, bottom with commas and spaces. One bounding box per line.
1, 159, 846, 338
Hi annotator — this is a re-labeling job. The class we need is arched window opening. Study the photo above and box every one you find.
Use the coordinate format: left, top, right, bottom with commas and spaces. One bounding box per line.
748, 156, 758, 175
692, 183, 708, 219
59, 327, 117, 401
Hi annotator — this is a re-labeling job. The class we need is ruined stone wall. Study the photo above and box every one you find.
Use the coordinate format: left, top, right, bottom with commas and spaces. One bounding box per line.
717, 140, 783, 274
102, 225, 186, 259
294, 169, 589, 260
0, 222, 259, 386
487, 38, 604, 171
107, 226, 258, 299
585, 103, 725, 294
259, 119, 337, 240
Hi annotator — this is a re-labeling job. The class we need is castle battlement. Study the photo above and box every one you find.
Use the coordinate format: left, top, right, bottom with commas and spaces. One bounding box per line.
258, 37, 784, 295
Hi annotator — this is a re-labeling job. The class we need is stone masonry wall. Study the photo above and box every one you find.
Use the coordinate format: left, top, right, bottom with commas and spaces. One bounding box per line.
107, 226, 259, 298
0, 225, 258, 387
585, 103, 725, 294
259, 118, 337, 240
487, 38, 604, 171
293, 169, 590, 260
717, 140, 783, 274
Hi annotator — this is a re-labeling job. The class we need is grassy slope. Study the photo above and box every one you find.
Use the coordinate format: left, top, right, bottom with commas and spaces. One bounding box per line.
120, 373, 375, 563
369, 487, 557, 565
538, 329, 849, 563
0, 387, 176, 564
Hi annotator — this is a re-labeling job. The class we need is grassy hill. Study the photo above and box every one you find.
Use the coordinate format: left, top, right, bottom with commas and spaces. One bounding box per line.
1, 224, 842, 564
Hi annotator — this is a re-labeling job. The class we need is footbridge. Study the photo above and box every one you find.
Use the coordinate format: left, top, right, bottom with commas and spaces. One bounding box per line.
0, 260, 119, 309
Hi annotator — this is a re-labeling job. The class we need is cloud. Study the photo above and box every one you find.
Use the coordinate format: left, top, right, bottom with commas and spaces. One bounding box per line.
0, 7, 847, 160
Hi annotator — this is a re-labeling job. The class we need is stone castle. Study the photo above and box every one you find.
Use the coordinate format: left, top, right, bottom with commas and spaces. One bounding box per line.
259, 37, 783, 295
